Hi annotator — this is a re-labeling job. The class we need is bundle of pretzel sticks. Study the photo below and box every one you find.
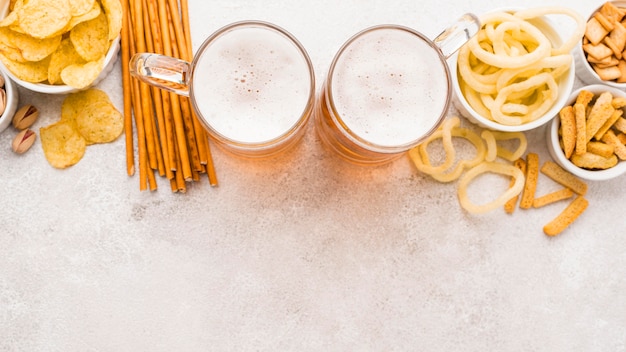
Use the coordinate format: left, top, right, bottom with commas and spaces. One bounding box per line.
121, 0, 218, 192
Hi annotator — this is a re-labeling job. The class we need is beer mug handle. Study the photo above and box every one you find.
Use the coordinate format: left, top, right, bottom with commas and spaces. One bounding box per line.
129, 53, 192, 96
433, 13, 481, 59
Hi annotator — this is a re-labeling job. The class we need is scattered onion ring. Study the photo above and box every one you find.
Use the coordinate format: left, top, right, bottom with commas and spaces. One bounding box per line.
457, 162, 525, 214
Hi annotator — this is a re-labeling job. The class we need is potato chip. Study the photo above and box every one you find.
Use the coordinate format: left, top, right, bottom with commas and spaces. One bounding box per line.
100, 0, 122, 41
0, 53, 50, 82
61, 88, 111, 126
16, 0, 71, 39
70, 12, 109, 61
47, 39, 85, 85
66, 1, 102, 29
0, 41, 26, 62
40, 120, 87, 169
70, 0, 95, 17
75, 100, 123, 144
60, 57, 104, 89
0, 27, 61, 62
0, 0, 21, 28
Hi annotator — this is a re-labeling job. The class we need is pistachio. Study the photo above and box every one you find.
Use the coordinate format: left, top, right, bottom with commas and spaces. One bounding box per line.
12, 128, 36, 154
0, 89, 5, 116
12, 105, 39, 130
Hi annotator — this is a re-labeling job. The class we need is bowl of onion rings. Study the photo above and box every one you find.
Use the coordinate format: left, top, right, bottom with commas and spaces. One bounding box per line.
547, 84, 626, 181
450, 7, 585, 132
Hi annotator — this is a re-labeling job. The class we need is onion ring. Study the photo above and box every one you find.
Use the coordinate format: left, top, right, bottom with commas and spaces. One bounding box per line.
458, 161, 525, 214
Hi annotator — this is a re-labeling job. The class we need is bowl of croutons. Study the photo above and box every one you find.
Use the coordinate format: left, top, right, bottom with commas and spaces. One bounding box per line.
576, 1, 626, 88
547, 85, 626, 181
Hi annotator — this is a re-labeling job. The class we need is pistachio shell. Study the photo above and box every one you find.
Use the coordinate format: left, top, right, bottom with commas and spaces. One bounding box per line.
12, 128, 36, 154
12, 105, 39, 130
0, 89, 5, 116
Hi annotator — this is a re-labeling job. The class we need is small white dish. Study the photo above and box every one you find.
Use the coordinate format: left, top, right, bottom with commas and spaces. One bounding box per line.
546, 84, 626, 181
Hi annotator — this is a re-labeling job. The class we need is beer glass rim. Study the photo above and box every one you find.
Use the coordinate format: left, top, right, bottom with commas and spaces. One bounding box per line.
325, 24, 453, 154
189, 20, 316, 150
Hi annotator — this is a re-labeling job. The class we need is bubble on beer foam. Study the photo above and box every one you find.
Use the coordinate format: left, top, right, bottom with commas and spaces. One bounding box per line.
331, 29, 449, 147
192, 27, 311, 143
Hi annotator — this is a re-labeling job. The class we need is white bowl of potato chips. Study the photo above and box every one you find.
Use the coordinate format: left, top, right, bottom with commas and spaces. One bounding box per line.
0, 0, 122, 94
547, 85, 626, 181
450, 7, 583, 132
575, 1, 626, 88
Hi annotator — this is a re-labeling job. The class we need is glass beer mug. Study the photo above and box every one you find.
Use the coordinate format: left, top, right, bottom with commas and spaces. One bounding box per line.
130, 21, 316, 158
315, 14, 480, 165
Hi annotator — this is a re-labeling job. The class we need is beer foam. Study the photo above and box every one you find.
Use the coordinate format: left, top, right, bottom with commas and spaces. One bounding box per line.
330, 28, 449, 147
192, 26, 312, 143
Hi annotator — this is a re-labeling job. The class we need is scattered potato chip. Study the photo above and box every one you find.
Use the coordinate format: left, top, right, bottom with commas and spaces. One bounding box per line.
40, 88, 123, 168
61, 88, 111, 125
40, 120, 87, 169
76, 101, 123, 144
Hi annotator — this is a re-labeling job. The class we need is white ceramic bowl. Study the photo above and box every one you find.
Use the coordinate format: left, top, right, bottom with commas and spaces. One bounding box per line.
450, 9, 576, 132
575, 1, 626, 89
0, 0, 119, 94
0, 68, 19, 133
546, 84, 626, 181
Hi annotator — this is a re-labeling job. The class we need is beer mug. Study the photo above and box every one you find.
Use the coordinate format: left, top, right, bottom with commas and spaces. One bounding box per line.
316, 14, 480, 165
130, 21, 315, 158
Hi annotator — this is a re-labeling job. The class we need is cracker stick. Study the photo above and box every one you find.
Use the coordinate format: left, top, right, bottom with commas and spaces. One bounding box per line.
575, 90, 594, 106
543, 196, 589, 236
533, 188, 574, 208
613, 117, 626, 133
574, 103, 587, 155
601, 129, 626, 160
586, 91, 615, 142
559, 106, 576, 158
519, 153, 539, 209
594, 108, 623, 140
540, 161, 588, 196
587, 141, 615, 158
571, 152, 618, 169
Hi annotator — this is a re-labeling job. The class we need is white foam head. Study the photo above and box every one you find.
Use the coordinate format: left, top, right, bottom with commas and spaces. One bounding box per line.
192, 23, 313, 144
329, 26, 450, 148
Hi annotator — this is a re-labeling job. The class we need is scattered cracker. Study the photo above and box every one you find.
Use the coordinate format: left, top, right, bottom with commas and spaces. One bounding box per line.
533, 188, 574, 209
543, 196, 589, 236
519, 153, 539, 209
540, 161, 588, 196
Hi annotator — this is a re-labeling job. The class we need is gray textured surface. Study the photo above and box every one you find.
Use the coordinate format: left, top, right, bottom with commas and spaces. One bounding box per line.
1, 0, 625, 351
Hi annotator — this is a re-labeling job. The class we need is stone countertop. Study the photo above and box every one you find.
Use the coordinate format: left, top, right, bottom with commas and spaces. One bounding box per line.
1, 0, 624, 351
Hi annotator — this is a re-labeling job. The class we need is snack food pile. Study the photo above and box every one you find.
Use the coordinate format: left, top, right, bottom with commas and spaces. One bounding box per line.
40, 89, 123, 168
0, 0, 122, 89
558, 89, 626, 170
583, 2, 626, 82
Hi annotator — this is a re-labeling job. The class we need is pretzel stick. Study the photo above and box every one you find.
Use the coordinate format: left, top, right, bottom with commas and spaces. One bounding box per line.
126, 7, 148, 191
180, 0, 218, 186
142, 0, 166, 177
121, 0, 135, 176
143, 0, 173, 179
166, 11, 202, 174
